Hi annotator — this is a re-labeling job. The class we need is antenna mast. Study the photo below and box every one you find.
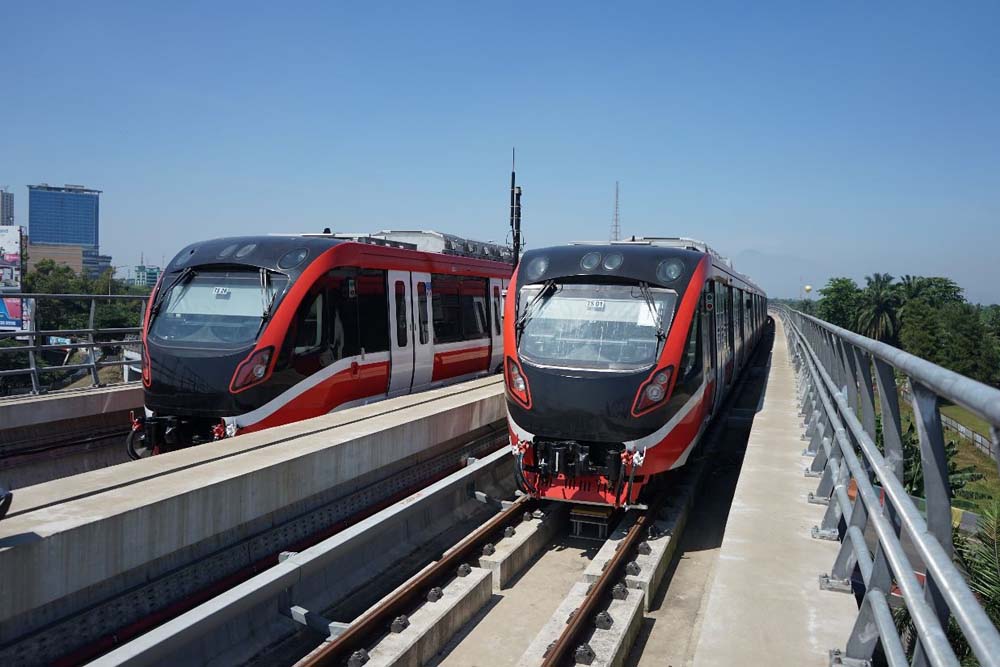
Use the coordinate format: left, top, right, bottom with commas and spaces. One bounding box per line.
510, 148, 522, 268
610, 181, 621, 241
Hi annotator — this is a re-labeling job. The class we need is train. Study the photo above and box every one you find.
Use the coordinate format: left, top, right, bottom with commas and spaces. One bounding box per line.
128, 230, 513, 458
503, 238, 767, 507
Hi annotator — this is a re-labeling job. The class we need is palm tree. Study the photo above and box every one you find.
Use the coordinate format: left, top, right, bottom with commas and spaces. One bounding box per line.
899, 274, 926, 303
855, 273, 901, 343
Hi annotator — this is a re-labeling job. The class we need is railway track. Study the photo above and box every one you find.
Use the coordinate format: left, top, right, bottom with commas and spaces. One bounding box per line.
269, 322, 775, 667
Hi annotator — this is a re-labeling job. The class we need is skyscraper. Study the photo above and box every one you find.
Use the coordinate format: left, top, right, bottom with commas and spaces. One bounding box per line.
0, 189, 13, 226
27, 184, 101, 247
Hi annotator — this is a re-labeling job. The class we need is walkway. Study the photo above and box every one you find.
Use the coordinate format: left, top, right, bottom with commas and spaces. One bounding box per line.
692, 316, 858, 666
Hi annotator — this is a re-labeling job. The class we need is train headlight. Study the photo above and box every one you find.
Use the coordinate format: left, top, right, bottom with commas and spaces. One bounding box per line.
525, 256, 549, 282
656, 259, 684, 283
506, 357, 532, 408
633, 366, 673, 415
580, 252, 601, 271
230, 347, 274, 393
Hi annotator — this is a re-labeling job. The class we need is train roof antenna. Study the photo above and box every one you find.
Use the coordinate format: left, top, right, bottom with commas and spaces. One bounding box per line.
510, 148, 522, 268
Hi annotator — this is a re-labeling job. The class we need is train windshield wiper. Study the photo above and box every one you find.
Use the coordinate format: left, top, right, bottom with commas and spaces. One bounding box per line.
515, 280, 557, 341
256, 268, 279, 337
151, 267, 195, 316
638, 281, 667, 347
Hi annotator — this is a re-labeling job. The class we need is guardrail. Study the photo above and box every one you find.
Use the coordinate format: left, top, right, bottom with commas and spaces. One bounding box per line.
0, 293, 146, 395
771, 305, 1000, 667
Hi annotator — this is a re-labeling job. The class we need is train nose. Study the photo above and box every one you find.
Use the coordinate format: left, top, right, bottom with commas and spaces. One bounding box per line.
145, 343, 253, 417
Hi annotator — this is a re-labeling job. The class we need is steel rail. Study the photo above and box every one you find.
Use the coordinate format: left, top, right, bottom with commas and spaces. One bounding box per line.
300, 493, 534, 667
541, 494, 664, 667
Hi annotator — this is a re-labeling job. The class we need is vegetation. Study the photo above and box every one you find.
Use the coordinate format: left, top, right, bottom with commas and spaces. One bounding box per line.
893, 501, 1000, 665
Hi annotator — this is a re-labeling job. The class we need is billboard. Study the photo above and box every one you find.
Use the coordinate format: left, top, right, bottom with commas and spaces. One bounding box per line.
0, 226, 22, 293
0, 226, 24, 331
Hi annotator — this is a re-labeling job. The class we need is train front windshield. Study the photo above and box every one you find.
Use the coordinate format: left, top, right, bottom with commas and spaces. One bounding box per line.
517, 283, 678, 371
149, 270, 288, 347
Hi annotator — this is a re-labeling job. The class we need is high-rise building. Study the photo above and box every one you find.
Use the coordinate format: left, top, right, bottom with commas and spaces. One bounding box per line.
82, 248, 113, 279
0, 189, 13, 226
27, 184, 101, 247
131, 264, 162, 288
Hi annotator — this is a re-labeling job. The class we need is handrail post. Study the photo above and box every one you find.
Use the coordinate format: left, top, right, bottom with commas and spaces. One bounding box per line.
87, 297, 100, 387
27, 297, 40, 394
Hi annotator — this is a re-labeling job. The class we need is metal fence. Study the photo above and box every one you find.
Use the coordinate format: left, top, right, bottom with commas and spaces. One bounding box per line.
898, 385, 997, 462
772, 305, 1000, 667
0, 293, 146, 395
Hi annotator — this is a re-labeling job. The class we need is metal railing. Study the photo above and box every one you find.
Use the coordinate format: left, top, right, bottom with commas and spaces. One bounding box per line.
899, 385, 997, 462
771, 305, 1000, 667
0, 293, 146, 395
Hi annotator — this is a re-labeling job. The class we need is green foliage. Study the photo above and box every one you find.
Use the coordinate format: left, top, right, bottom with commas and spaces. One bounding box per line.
817, 277, 861, 330
939, 303, 1000, 387
893, 501, 1000, 664
855, 273, 901, 343
899, 299, 948, 366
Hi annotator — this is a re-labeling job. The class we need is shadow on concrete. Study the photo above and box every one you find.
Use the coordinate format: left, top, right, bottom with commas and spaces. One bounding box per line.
0, 531, 42, 548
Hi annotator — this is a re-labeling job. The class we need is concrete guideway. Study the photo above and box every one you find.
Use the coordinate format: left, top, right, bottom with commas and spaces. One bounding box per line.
0, 377, 505, 657
0, 383, 142, 432
692, 317, 857, 666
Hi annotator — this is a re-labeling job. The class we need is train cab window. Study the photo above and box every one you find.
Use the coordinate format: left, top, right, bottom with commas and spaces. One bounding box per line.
326, 271, 361, 360
680, 304, 702, 379
356, 269, 390, 353
417, 281, 429, 345
394, 281, 408, 347
493, 286, 502, 336
293, 292, 324, 356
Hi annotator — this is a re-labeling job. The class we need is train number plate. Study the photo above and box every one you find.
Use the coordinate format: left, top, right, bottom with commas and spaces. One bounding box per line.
214, 287, 231, 298
586, 299, 606, 311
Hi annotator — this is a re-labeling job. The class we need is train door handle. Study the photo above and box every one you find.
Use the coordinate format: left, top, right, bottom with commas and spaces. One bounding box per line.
350, 361, 360, 378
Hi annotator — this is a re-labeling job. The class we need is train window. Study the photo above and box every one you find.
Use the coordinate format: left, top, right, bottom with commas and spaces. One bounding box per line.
356, 270, 390, 353
431, 274, 462, 343
417, 281, 429, 345
293, 292, 324, 356
394, 281, 408, 347
517, 283, 678, 371
460, 277, 489, 340
326, 271, 361, 360
149, 270, 288, 348
493, 286, 502, 336
680, 304, 702, 379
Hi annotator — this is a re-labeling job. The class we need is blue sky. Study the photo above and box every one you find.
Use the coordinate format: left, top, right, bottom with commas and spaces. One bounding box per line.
3, 2, 999, 302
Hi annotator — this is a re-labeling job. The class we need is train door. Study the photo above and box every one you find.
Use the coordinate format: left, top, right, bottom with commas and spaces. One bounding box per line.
387, 270, 414, 396
410, 271, 433, 390
489, 278, 504, 372
704, 284, 718, 415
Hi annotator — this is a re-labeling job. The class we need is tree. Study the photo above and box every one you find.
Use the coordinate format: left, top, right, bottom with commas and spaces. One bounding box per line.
817, 277, 861, 330
855, 273, 900, 343
899, 299, 948, 367
981, 305, 1000, 340
940, 303, 1000, 387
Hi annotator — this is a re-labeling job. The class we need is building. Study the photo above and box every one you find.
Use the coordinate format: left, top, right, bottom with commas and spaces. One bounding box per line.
27, 184, 101, 248
131, 264, 162, 288
82, 248, 113, 279
26, 243, 84, 274
0, 189, 13, 226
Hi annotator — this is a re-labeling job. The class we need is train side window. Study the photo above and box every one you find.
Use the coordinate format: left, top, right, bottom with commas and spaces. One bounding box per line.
431, 274, 462, 343
394, 281, 408, 347
681, 304, 702, 379
460, 277, 488, 340
357, 269, 390, 353
293, 292, 324, 356
417, 281, 429, 345
492, 286, 502, 336
325, 271, 361, 361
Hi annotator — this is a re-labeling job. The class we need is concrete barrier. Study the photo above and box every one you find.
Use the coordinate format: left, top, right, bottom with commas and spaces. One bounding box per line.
0, 377, 505, 650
